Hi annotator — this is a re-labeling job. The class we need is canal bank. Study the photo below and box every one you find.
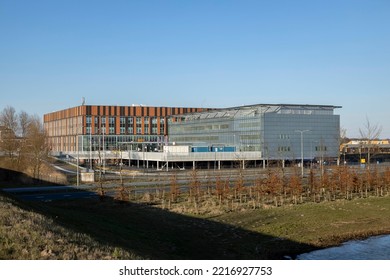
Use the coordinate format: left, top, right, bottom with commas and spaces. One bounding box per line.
208, 195, 390, 259
298, 234, 390, 259
2, 188, 390, 259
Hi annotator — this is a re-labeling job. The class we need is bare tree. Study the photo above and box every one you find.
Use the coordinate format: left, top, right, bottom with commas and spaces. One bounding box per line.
0, 106, 19, 133
25, 115, 49, 180
19, 111, 31, 137
340, 127, 348, 143
0, 125, 18, 159
359, 117, 382, 168
339, 127, 348, 165
1, 108, 50, 178
0, 106, 20, 160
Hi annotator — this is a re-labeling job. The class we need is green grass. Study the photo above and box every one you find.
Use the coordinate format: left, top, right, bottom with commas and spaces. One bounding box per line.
212, 197, 390, 248
3, 191, 390, 259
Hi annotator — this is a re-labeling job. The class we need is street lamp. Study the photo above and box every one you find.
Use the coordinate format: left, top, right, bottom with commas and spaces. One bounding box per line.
101, 118, 105, 174
295, 130, 310, 178
76, 105, 82, 186
89, 125, 92, 171
76, 123, 79, 186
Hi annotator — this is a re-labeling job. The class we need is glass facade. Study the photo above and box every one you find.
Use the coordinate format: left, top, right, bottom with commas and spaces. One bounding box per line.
80, 134, 164, 152
168, 104, 341, 160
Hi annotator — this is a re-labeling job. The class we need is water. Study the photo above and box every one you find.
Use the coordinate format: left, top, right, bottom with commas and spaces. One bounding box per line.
297, 235, 390, 260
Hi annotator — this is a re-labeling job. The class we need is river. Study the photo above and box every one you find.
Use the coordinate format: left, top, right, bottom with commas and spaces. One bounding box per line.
297, 235, 390, 260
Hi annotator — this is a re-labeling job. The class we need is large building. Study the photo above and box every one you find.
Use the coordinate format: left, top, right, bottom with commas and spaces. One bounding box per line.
168, 104, 341, 162
44, 103, 341, 169
44, 105, 208, 155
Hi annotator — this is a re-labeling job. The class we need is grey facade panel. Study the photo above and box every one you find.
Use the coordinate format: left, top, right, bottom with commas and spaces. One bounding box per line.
263, 113, 340, 160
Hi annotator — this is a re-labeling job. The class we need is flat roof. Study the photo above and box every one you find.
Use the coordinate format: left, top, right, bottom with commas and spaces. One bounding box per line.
220, 103, 342, 111
168, 103, 342, 120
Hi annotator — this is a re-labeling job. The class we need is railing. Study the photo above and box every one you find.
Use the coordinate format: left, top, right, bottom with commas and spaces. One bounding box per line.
128, 151, 262, 162
57, 151, 263, 162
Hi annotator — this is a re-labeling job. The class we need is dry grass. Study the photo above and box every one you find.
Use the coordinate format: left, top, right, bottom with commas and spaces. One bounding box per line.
0, 157, 67, 186
4, 190, 390, 259
0, 194, 141, 260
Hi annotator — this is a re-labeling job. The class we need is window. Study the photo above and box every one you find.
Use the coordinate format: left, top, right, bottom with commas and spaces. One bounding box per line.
160, 118, 165, 133
86, 116, 92, 127
316, 146, 327, 152
144, 117, 149, 134
151, 117, 158, 135
278, 146, 291, 152
136, 117, 142, 134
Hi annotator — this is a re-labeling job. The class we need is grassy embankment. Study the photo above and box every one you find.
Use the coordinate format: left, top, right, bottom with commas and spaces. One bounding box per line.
2, 161, 390, 259
2, 190, 390, 259
0, 193, 142, 260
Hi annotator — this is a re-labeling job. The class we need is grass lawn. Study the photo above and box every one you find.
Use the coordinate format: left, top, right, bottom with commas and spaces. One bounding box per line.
2, 190, 390, 260
212, 197, 390, 249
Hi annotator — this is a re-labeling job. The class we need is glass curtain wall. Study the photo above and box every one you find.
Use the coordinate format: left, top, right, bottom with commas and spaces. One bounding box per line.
168, 112, 264, 152
168, 104, 340, 160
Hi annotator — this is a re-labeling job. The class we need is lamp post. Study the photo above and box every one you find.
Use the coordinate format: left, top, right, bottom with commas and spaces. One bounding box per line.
101, 118, 105, 174
295, 130, 310, 178
89, 125, 92, 171
76, 106, 81, 186
76, 121, 79, 186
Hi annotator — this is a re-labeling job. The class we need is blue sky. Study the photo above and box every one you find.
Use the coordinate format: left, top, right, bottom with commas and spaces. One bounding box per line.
1, 0, 389, 137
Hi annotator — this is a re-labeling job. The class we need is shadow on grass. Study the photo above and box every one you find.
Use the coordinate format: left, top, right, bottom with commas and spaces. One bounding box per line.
19, 198, 322, 259
1, 167, 320, 260
0, 167, 65, 187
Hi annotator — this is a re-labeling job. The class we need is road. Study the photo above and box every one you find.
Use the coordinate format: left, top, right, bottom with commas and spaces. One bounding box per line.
0, 162, 300, 202
1, 185, 98, 201
2, 183, 196, 201
5, 159, 373, 202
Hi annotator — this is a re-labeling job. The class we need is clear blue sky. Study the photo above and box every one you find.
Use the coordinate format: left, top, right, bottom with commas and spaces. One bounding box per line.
1, 0, 389, 138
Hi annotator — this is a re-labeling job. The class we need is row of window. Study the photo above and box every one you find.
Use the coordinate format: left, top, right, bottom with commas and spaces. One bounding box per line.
86, 116, 165, 125
276, 146, 328, 152
85, 116, 165, 135
174, 123, 230, 133
80, 135, 167, 151
86, 126, 161, 135
278, 146, 291, 152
